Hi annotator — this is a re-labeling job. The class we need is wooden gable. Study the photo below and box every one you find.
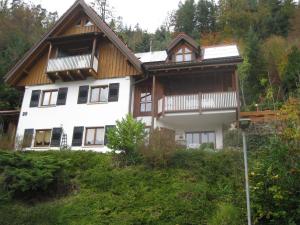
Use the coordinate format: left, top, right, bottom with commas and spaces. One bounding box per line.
6, 0, 142, 87
58, 15, 101, 36
15, 38, 140, 86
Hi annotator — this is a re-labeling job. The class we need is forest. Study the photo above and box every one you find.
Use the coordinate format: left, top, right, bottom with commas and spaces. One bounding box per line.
0, 0, 300, 110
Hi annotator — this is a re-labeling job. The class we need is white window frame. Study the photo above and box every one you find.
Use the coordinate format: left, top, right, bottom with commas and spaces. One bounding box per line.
41, 89, 58, 106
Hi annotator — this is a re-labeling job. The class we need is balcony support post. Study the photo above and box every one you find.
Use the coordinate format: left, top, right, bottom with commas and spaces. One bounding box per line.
151, 75, 156, 130
198, 92, 202, 114
45, 42, 52, 76
90, 37, 97, 69
162, 94, 165, 116
235, 70, 241, 126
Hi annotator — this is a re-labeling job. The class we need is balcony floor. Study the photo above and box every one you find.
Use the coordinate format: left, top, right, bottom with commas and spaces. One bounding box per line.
157, 110, 237, 130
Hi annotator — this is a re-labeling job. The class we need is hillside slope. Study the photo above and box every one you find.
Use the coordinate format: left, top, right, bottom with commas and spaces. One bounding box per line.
0, 150, 246, 225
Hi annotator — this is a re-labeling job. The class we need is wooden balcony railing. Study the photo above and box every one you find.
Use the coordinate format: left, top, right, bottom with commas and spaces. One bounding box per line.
158, 91, 238, 114
47, 54, 98, 73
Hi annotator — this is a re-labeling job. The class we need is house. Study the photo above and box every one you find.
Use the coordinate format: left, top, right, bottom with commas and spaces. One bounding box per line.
4, 0, 242, 151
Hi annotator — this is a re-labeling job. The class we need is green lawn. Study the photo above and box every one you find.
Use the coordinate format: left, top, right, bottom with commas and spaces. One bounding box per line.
0, 150, 246, 225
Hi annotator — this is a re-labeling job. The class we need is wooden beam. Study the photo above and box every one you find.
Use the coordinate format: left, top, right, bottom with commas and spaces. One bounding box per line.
235, 70, 240, 126
151, 75, 156, 130
45, 42, 52, 74
77, 70, 85, 80
66, 71, 74, 81
90, 37, 97, 68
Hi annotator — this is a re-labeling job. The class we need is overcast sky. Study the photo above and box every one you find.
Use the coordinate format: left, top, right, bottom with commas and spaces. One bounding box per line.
30, 0, 183, 32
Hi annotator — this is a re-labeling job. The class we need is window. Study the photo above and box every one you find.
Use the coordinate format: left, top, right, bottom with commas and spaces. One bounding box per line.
85, 127, 105, 145
35, 129, 51, 147
175, 47, 192, 62
41, 90, 58, 106
201, 132, 215, 145
83, 19, 93, 26
186, 132, 201, 148
140, 92, 152, 112
186, 131, 215, 148
90, 86, 109, 103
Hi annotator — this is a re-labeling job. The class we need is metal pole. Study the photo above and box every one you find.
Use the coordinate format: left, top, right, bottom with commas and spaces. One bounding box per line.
242, 131, 252, 225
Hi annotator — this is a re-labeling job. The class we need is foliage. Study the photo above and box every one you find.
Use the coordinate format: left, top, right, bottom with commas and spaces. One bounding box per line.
0, 149, 246, 225
0, 0, 57, 110
282, 46, 300, 95
208, 203, 242, 225
107, 114, 146, 165
174, 0, 197, 38
250, 139, 300, 225
0, 151, 71, 200
140, 128, 178, 168
277, 98, 300, 144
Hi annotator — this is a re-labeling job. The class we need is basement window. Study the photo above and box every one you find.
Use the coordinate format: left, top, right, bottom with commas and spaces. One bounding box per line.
186, 131, 215, 148
35, 129, 51, 147
41, 90, 58, 106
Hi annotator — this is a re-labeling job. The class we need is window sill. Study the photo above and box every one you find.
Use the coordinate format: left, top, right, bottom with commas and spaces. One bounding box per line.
82, 145, 105, 147
39, 105, 57, 108
87, 102, 108, 105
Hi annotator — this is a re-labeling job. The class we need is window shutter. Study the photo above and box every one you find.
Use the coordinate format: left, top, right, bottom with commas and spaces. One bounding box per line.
71, 126, 84, 146
50, 128, 63, 147
56, 88, 68, 105
29, 90, 41, 107
77, 85, 89, 104
108, 83, 119, 102
22, 129, 34, 148
104, 125, 115, 145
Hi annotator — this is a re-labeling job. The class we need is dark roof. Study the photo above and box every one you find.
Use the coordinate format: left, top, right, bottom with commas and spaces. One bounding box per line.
4, 0, 142, 85
143, 56, 243, 72
166, 33, 199, 53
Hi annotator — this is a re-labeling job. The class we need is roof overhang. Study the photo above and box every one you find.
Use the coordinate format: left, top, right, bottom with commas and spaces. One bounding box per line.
143, 56, 243, 74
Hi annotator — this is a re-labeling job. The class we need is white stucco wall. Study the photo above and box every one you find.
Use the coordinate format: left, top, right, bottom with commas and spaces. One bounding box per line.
16, 76, 131, 152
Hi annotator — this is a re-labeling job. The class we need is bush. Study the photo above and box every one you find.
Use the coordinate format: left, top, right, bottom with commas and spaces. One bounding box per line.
140, 128, 178, 168
208, 203, 242, 225
250, 138, 300, 225
107, 114, 146, 165
0, 151, 72, 200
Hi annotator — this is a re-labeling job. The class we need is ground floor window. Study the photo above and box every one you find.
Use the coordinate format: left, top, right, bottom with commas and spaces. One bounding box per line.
35, 129, 51, 147
186, 131, 215, 148
85, 127, 105, 145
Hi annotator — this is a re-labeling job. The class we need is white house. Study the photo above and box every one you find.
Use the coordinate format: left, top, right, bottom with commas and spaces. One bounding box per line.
4, 0, 242, 151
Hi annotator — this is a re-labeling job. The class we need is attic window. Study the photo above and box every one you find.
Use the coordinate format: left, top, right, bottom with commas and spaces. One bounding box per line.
83, 19, 93, 26
175, 47, 192, 62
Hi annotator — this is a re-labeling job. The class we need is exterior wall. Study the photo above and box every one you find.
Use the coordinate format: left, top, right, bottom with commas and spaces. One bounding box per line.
16, 38, 140, 87
156, 119, 224, 149
16, 76, 131, 152
136, 115, 230, 149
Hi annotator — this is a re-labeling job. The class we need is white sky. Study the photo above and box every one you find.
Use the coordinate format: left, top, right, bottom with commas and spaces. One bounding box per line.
29, 0, 183, 32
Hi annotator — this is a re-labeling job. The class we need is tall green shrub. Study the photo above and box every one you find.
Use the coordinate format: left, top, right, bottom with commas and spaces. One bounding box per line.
107, 114, 146, 165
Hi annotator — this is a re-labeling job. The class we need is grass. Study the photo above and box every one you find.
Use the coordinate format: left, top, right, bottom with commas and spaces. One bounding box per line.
0, 150, 246, 225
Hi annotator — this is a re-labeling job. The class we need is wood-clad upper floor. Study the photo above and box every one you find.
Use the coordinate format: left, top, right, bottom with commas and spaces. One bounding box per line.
5, 0, 142, 87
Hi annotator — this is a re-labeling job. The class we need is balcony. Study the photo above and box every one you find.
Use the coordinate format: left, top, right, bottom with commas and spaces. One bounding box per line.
158, 91, 237, 115
46, 54, 98, 81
